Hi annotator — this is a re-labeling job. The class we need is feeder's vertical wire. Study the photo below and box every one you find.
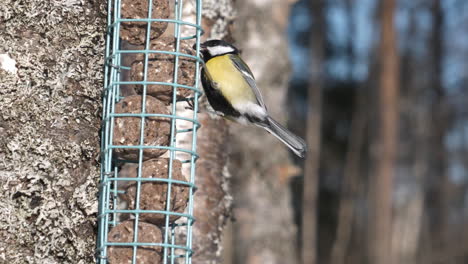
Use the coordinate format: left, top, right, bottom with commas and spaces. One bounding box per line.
111, 0, 124, 228
163, 0, 185, 262
109, 0, 123, 238
171, 223, 176, 261
101, 0, 119, 263
185, 0, 202, 264
130, 0, 155, 262
96, 0, 113, 258
112, 168, 119, 226
185, 1, 203, 262
105, 0, 120, 260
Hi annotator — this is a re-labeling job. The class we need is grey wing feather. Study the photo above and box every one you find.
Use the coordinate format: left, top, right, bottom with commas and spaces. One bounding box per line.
230, 54, 267, 109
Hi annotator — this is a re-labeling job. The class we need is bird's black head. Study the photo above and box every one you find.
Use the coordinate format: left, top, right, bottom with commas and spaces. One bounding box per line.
192, 39, 239, 62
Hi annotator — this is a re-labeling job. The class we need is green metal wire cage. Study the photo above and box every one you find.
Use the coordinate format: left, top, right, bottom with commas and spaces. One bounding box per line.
97, 0, 203, 263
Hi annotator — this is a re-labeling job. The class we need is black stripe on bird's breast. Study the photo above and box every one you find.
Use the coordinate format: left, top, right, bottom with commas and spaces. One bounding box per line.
201, 68, 241, 118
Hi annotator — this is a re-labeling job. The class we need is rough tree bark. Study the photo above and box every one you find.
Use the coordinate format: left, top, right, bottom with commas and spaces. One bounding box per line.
187, 0, 235, 263
191, 114, 231, 264
0, 1, 235, 263
369, 1, 400, 264
0, 1, 106, 263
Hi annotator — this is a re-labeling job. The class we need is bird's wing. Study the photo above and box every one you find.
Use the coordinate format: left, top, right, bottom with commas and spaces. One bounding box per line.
229, 54, 266, 109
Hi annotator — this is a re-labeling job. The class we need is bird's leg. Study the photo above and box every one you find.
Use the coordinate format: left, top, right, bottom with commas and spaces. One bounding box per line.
184, 93, 204, 112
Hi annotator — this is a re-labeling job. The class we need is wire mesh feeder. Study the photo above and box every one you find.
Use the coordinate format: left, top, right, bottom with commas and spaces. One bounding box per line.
97, 0, 203, 263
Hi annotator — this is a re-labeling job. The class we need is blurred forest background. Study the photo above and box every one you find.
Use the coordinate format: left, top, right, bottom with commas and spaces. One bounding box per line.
223, 0, 468, 264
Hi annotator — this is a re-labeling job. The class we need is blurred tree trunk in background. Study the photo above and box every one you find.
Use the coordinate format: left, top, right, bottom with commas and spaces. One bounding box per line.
302, 0, 325, 264
391, 7, 425, 264
428, 0, 451, 259
330, 87, 367, 264
223, 0, 300, 264
369, 0, 400, 264
329, 1, 366, 263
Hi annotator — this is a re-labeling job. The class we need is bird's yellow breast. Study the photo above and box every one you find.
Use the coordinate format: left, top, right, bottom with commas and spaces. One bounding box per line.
205, 55, 256, 105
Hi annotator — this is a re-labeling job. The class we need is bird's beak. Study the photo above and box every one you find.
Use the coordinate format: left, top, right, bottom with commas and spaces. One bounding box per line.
192, 42, 206, 51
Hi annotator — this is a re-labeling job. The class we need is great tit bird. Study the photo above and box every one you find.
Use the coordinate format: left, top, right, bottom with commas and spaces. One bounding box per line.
194, 40, 307, 158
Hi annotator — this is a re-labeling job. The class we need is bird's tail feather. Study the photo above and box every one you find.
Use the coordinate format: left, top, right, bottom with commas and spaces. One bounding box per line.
261, 116, 307, 158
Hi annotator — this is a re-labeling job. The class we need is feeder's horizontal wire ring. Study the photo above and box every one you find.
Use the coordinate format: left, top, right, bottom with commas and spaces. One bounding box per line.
106, 220, 195, 228
109, 189, 126, 194
107, 188, 198, 196
108, 145, 199, 158
106, 64, 132, 71
98, 209, 196, 221
103, 177, 196, 188
111, 158, 200, 165
107, 50, 203, 63
103, 81, 202, 94
95, 253, 190, 260
177, 128, 196, 133
107, 19, 203, 40
100, 242, 193, 255
108, 18, 203, 31
108, 80, 202, 93
106, 185, 199, 194
106, 113, 200, 126
115, 96, 200, 104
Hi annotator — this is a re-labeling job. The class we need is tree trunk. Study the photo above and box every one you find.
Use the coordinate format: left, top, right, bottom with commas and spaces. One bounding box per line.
0, 1, 106, 263
428, 0, 450, 257
226, 0, 300, 263
329, 2, 364, 263
369, 1, 400, 264
188, 1, 236, 263
302, 1, 325, 264
330, 86, 367, 264
390, 8, 425, 264
191, 114, 231, 264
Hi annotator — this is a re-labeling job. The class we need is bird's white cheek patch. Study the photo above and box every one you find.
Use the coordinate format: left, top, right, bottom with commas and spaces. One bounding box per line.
207, 46, 235, 56
233, 102, 267, 118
